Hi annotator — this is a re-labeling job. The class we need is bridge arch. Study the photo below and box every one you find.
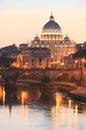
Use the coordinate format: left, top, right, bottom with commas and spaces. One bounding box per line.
16, 71, 43, 82
51, 70, 81, 84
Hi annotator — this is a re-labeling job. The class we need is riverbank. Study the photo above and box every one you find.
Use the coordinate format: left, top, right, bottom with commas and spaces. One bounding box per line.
54, 82, 86, 103
53, 82, 76, 92
69, 87, 86, 103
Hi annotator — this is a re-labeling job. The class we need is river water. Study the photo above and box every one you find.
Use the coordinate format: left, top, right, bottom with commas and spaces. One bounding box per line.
0, 84, 86, 130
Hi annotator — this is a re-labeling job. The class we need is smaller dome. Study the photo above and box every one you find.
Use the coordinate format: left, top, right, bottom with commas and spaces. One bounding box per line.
34, 34, 40, 42
64, 35, 70, 43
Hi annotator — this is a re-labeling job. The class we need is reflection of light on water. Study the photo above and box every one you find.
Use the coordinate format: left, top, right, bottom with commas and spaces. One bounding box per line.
68, 99, 72, 108
22, 91, 24, 105
51, 107, 59, 130
55, 93, 59, 114
25, 105, 29, 126
74, 105, 78, 130
55, 93, 62, 109
21, 104, 29, 126
75, 105, 78, 117
67, 100, 73, 129
21, 91, 29, 126
3, 87, 5, 105
51, 94, 79, 130
21, 91, 29, 105
55, 93, 63, 117
0, 86, 5, 105
0, 85, 86, 130
51, 93, 63, 130
0, 86, 3, 99
18, 88, 41, 104
61, 107, 64, 119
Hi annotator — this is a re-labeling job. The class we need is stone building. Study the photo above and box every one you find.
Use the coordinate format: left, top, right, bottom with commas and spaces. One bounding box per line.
21, 47, 51, 69
30, 14, 76, 68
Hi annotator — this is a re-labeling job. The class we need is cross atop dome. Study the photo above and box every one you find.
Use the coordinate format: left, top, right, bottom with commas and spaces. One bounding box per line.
50, 12, 54, 21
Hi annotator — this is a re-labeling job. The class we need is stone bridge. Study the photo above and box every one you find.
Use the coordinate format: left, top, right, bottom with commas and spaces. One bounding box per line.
0, 68, 85, 87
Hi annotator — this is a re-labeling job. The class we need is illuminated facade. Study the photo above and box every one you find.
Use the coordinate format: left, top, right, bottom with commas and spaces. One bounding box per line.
22, 47, 51, 69
31, 14, 76, 68
11, 47, 51, 69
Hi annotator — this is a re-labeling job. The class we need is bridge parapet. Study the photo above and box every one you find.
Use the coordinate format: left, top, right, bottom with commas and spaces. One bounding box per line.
0, 68, 84, 87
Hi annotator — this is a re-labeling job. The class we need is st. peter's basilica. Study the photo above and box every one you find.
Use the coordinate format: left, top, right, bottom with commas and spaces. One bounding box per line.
30, 13, 76, 67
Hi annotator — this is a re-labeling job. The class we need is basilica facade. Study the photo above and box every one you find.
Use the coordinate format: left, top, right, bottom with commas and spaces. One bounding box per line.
30, 14, 76, 68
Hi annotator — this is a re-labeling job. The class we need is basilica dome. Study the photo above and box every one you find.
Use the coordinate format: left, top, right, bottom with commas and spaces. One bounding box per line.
42, 15, 62, 34
41, 14, 63, 41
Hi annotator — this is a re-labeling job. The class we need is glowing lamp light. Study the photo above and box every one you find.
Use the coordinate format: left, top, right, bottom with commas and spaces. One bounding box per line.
82, 58, 85, 63
75, 60, 78, 63
61, 62, 64, 66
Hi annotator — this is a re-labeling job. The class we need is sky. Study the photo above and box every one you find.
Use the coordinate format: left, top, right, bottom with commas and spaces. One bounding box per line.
0, 0, 86, 47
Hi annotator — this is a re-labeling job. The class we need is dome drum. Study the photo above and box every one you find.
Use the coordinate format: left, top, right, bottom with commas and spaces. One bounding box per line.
41, 34, 63, 41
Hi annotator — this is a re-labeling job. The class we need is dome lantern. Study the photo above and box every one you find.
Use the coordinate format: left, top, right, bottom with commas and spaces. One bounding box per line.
50, 12, 54, 21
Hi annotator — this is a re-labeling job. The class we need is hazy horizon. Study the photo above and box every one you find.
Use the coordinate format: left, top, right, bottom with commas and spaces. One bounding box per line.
0, 0, 86, 47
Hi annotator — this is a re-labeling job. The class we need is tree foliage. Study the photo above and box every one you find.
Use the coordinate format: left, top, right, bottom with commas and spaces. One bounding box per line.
0, 56, 15, 67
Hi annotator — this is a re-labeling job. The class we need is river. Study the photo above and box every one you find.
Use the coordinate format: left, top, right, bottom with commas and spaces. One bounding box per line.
0, 84, 86, 130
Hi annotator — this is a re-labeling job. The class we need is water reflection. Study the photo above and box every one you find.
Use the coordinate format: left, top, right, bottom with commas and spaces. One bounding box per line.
0, 85, 42, 105
51, 92, 86, 130
0, 86, 6, 105
3, 87, 5, 105
17, 87, 41, 104
0, 84, 86, 130
71, 104, 78, 130
68, 99, 72, 108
